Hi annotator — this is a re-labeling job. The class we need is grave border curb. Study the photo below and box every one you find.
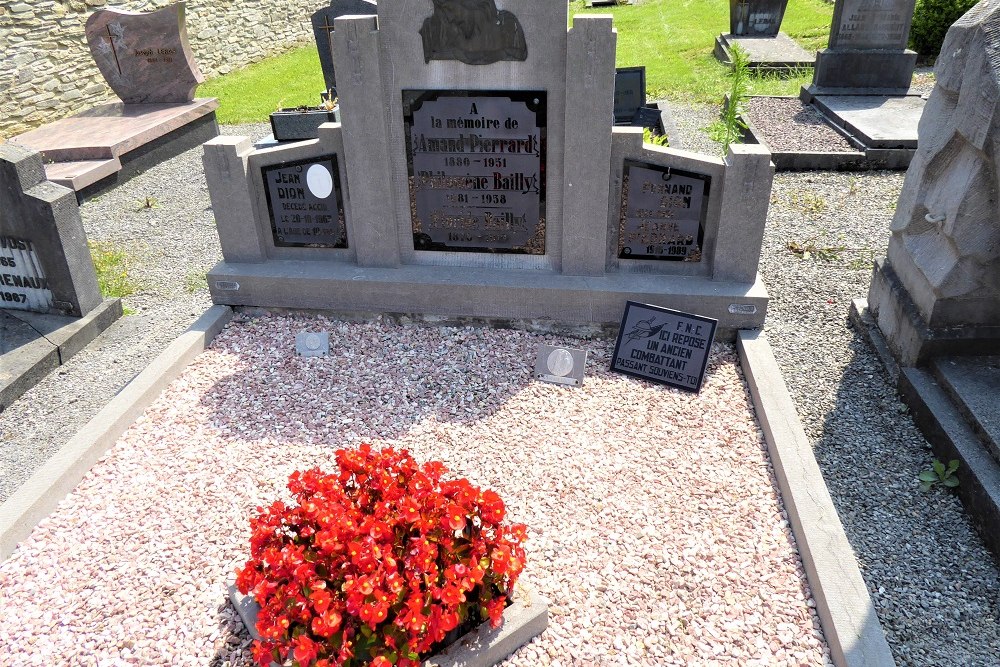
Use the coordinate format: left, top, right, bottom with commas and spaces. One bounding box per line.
0, 304, 234, 563
737, 329, 896, 667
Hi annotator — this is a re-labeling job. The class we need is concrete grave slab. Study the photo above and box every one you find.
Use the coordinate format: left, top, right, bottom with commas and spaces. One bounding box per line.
0, 299, 122, 411
811, 94, 923, 149
714, 33, 814, 72
10, 100, 218, 198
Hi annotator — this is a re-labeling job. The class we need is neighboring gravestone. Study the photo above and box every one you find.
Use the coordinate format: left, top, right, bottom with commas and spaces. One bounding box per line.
0, 144, 101, 317
729, 0, 787, 36
86, 3, 204, 104
614, 67, 645, 124
867, 0, 1000, 365
714, 0, 813, 72
809, 0, 917, 90
311, 0, 378, 91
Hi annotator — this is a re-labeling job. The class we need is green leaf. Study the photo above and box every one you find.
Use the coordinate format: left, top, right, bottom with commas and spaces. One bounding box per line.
933, 460, 945, 475
919, 481, 933, 492
943, 476, 960, 488
918, 470, 939, 482
947, 460, 960, 474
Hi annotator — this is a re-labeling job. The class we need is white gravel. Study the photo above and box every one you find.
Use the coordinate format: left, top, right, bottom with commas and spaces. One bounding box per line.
0, 317, 829, 666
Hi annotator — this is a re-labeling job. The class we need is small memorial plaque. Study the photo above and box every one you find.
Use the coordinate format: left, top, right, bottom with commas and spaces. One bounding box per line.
0, 235, 53, 312
619, 162, 709, 261
262, 155, 346, 248
610, 301, 717, 392
614, 67, 646, 125
296, 331, 330, 357
403, 90, 546, 253
534, 345, 587, 386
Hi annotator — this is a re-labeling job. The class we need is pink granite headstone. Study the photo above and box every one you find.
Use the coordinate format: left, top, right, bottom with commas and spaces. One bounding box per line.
85, 3, 204, 104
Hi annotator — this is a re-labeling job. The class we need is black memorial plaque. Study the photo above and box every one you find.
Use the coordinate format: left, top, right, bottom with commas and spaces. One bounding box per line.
403, 90, 546, 254
614, 67, 646, 125
262, 155, 346, 248
610, 301, 718, 393
619, 161, 709, 261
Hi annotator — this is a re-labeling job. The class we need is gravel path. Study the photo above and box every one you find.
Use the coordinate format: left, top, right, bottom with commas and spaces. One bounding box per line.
0, 319, 829, 666
1, 101, 999, 666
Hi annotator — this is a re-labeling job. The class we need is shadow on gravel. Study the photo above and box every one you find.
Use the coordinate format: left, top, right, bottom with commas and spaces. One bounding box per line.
813, 325, 1000, 666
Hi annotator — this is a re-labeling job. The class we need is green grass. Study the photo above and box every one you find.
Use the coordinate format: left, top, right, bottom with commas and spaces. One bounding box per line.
89, 241, 139, 301
571, 0, 831, 102
198, 45, 324, 124
197, 0, 833, 123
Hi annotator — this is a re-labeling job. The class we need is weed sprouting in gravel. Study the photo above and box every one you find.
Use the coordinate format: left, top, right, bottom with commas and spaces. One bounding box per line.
88, 241, 139, 301
135, 196, 160, 211
184, 270, 208, 293
919, 459, 960, 492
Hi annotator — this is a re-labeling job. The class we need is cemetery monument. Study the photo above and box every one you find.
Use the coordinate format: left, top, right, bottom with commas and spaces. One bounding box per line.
860, 0, 1000, 559
799, 0, 923, 164
0, 144, 121, 409
203, 1, 775, 337
714, 0, 814, 72
10, 2, 218, 199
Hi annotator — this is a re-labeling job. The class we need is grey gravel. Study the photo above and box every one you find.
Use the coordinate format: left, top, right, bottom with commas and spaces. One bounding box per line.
2, 105, 1000, 667
744, 96, 856, 153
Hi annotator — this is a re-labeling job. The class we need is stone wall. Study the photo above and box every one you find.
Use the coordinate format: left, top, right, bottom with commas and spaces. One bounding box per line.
0, 0, 319, 139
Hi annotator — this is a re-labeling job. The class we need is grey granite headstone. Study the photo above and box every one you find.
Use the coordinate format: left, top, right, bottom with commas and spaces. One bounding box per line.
614, 67, 645, 124
311, 0, 378, 91
0, 144, 101, 317
810, 0, 917, 90
868, 0, 1000, 364
729, 0, 788, 36
85, 2, 204, 104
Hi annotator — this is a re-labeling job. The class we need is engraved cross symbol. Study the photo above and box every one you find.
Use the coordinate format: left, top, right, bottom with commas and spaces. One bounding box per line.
105, 23, 124, 76
320, 15, 335, 35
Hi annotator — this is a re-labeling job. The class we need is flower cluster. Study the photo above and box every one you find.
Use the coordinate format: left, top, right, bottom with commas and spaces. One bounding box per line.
235, 444, 527, 667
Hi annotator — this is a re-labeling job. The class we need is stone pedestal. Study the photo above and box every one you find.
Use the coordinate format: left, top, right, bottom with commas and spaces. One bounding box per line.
811, 48, 917, 92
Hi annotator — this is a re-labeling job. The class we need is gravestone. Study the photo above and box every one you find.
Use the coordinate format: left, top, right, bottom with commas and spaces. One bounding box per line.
613, 67, 645, 125
714, 0, 813, 72
0, 144, 100, 317
809, 0, 917, 91
12, 2, 218, 197
311, 0, 378, 91
861, 0, 1000, 563
85, 3, 204, 104
867, 0, 1000, 365
203, 2, 775, 336
729, 0, 787, 36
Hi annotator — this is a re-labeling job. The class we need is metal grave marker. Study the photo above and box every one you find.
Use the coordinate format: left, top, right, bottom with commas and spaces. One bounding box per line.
610, 301, 717, 392
404, 90, 546, 253
619, 162, 709, 261
262, 155, 346, 248
296, 331, 331, 356
534, 344, 587, 386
